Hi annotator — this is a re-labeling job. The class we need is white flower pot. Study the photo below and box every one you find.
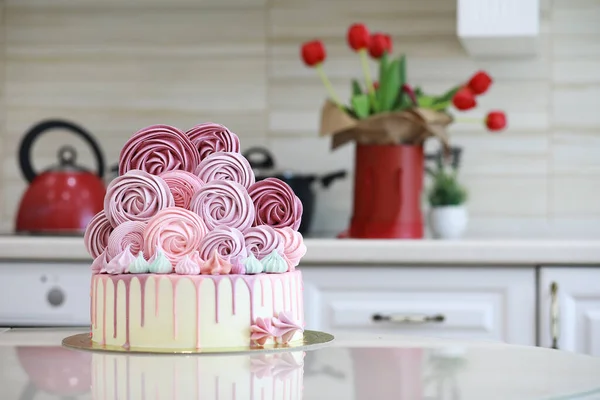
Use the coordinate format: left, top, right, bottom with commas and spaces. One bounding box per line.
428, 205, 468, 239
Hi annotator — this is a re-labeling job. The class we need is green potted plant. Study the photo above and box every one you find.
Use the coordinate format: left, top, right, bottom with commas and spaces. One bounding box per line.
426, 148, 468, 239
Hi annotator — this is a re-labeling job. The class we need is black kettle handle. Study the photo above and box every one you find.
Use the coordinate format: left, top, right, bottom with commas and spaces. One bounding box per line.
242, 147, 276, 170
18, 119, 105, 183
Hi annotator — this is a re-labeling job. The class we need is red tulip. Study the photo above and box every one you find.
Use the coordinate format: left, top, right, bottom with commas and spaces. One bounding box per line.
301, 40, 326, 67
467, 71, 493, 95
452, 87, 477, 110
486, 111, 507, 131
347, 23, 370, 51
368, 33, 392, 58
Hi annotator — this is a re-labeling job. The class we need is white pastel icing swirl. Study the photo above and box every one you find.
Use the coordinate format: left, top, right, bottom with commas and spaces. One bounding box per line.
185, 123, 241, 161
243, 253, 263, 275
119, 124, 200, 175
244, 225, 283, 260
148, 248, 173, 274
195, 152, 255, 189
129, 252, 150, 274
189, 180, 255, 232
159, 170, 204, 209
104, 245, 136, 275
198, 226, 247, 271
174, 254, 201, 275
143, 207, 207, 266
106, 221, 146, 259
104, 170, 174, 227
91, 251, 108, 274
275, 227, 307, 270
84, 211, 113, 259
262, 250, 287, 274
201, 250, 231, 275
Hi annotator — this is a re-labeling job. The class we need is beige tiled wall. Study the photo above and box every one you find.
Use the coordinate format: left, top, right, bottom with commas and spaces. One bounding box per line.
1, 0, 599, 238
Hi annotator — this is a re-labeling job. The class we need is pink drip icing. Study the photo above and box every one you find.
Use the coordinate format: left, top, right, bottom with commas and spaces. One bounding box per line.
215, 376, 220, 400
231, 276, 239, 316
155, 276, 161, 317
102, 277, 107, 345
214, 276, 221, 324
90, 279, 94, 331
271, 275, 278, 314
141, 373, 146, 400
260, 279, 265, 307
126, 355, 131, 400
195, 280, 202, 349
113, 279, 119, 339
113, 357, 118, 400
247, 277, 256, 323
123, 278, 132, 349
283, 275, 288, 312
173, 280, 178, 340
138, 275, 148, 327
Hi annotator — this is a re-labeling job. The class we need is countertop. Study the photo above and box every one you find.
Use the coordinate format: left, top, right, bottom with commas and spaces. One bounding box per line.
0, 328, 599, 399
0, 235, 599, 265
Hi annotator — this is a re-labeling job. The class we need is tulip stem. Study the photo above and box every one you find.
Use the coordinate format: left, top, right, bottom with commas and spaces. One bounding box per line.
454, 117, 483, 123
315, 64, 344, 110
358, 49, 377, 109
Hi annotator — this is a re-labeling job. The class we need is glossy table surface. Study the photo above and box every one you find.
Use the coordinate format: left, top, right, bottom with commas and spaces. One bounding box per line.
1, 328, 599, 400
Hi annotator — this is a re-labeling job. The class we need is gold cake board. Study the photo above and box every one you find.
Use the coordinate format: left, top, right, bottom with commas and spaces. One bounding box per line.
62, 330, 334, 355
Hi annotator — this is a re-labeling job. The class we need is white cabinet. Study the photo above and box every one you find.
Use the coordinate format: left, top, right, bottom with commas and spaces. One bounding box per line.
538, 268, 600, 356
301, 267, 536, 346
0, 262, 90, 326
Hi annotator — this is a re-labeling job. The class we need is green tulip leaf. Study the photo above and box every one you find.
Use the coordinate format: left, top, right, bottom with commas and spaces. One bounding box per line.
378, 58, 401, 111
398, 54, 406, 88
351, 94, 371, 119
351, 79, 363, 96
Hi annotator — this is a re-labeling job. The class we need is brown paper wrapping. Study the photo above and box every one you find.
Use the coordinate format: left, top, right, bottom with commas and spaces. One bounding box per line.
319, 99, 453, 150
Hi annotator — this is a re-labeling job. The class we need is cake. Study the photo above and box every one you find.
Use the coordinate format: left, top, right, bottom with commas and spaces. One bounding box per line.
84, 123, 307, 350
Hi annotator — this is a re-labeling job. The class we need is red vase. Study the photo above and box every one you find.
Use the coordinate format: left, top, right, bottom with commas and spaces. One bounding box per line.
349, 144, 424, 239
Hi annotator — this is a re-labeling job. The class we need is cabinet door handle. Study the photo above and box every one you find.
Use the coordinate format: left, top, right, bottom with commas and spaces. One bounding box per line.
372, 313, 445, 324
550, 281, 560, 350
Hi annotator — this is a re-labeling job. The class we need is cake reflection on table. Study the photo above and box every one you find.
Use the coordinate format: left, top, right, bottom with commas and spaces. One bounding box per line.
92, 350, 305, 400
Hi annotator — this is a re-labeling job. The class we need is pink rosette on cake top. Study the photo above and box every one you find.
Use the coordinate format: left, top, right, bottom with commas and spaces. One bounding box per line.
249, 178, 303, 230
195, 152, 255, 189
185, 122, 241, 161
84, 211, 113, 259
106, 221, 146, 259
275, 227, 306, 270
189, 180, 255, 232
244, 225, 283, 260
159, 170, 204, 209
104, 170, 174, 227
119, 124, 200, 175
143, 207, 207, 266
198, 226, 247, 271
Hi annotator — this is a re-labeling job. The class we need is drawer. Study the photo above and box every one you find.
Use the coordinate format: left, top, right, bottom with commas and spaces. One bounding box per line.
301, 267, 536, 346
0, 262, 90, 326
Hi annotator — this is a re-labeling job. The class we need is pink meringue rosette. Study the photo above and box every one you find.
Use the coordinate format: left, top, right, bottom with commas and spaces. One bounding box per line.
244, 225, 283, 260
198, 226, 247, 272
106, 221, 146, 259
84, 211, 113, 259
185, 123, 241, 161
189, 180, 255, 232
274, 227, 306, 270
195, 151, 255, 189
119, 124, 200, 175
143, 207, 207, 266
248, 178, 303, 231
104, 170, 174, 227
159, 170, 204, 209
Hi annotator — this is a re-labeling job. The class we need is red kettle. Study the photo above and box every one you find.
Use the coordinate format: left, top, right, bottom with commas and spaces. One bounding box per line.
15, 120, 106, 235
